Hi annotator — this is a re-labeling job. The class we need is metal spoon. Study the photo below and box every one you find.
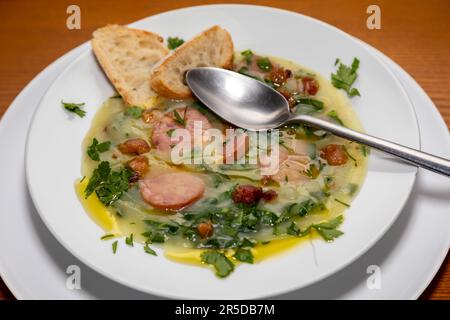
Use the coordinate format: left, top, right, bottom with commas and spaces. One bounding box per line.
186, 67, 450, 177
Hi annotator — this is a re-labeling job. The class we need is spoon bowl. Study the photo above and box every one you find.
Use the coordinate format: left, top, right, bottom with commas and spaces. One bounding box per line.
186, 67, 290, 130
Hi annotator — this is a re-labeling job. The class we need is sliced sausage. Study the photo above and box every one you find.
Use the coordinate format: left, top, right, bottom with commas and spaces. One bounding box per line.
152, 107, 212, 153
320, 144, 348, 166
139, 172, 205, 211
118, 138, 150, 155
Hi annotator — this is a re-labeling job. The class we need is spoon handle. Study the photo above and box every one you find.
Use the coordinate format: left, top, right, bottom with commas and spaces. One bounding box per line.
288, 114, 450, 177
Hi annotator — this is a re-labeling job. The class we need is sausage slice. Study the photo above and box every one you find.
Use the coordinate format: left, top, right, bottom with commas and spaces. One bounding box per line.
139, 172, 205, 211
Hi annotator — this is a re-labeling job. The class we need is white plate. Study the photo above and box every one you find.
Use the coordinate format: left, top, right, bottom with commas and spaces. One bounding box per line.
0, 6, 448, 300
24, 5, 420, 299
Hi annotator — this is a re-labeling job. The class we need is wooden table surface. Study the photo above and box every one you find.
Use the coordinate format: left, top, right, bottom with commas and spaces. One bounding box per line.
0, 0, 448, 300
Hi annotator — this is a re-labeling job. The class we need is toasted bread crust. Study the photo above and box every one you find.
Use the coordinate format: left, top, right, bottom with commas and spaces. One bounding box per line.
150, 25, 234, 99
92, 25, 169, 107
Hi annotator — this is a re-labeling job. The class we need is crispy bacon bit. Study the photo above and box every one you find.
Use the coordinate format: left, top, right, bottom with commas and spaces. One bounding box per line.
277, 87, 297, 108
320, 144, 348, 166
302, 77, 319, 95
266, 67, 292, 86
261, 190, 278, 202
118, 138, 150, 155
231, 185, 263, 205
127, 155, 149, 178
197, 221, 214, 238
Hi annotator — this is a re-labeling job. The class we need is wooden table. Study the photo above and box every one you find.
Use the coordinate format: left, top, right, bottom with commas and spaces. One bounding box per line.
0, 0, 448, 300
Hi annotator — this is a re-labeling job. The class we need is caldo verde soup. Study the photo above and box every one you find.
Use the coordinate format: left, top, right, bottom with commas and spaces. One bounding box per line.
76, 51, 368, 277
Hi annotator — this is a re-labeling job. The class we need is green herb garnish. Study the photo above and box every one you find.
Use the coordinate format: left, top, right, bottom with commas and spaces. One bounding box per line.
312, 215, 344, 241
125, 233, 134, 246
144, 244, 157, 256
84, 161, 133, 206
241, 49, 254, 64
334, 198, 351, 207
295, 98, 324, 114
327, 110, 344, 126
124, 106, 143, 119
331, 57, 361, 97
61, 100, 86, 118
256, 57, 272, 72
173, 109, 186, 126
112, 240, 118, 254
167, 37, 184, 50
100, 234, 115, 240
342, 145, 357, 166
87, 138, 111, 161
233, 248, 254, 264
201, 251, 235, 278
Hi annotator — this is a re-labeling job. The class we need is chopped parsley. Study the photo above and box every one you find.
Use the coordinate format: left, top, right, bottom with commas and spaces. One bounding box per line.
112, 240, 118, 254
167, 37, 184, 50
125, 233, 134, 246
144, 244, 157, 256
312, 215, 344, 242
201, 251, 235, 278
124, 106, 143, 118
241, 49, 254, 64
233, 248, 254, 264
331, 57, 361, 97
256, 57, 272, 72
61, 100, 86, 118
342, 145, 358, 166
295, 98, 324, 114
173, 109, 186, 126
84, 161, 133, 206
87, 138, 111, 161
334, 198, 351, 207
100, 234, 115, 240
327, 110, 344, 126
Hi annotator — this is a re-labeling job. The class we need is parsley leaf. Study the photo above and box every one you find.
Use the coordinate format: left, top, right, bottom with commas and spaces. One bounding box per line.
144, 244, 157, 256
241, 49, 254, 64
87, 138, 111, 161
125, 233, 134, 246
173, 109, 186, 126
256, 57, 272, 72
295, 98, 324, 114
331, 57, 361, 97
312, 215, 344, 242
201, 251, 235, 278
112, 240, 118, 254
167, 37, 184, 50
327, 110, 344, 126
233, 248, 254, 264
84, 161, 133, 206
61, 100, 86, 118
124, 106, 143, 118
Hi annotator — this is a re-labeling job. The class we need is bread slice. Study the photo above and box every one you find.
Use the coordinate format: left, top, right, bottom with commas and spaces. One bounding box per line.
150, 25, 234, 99
92, 25, 169, 107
